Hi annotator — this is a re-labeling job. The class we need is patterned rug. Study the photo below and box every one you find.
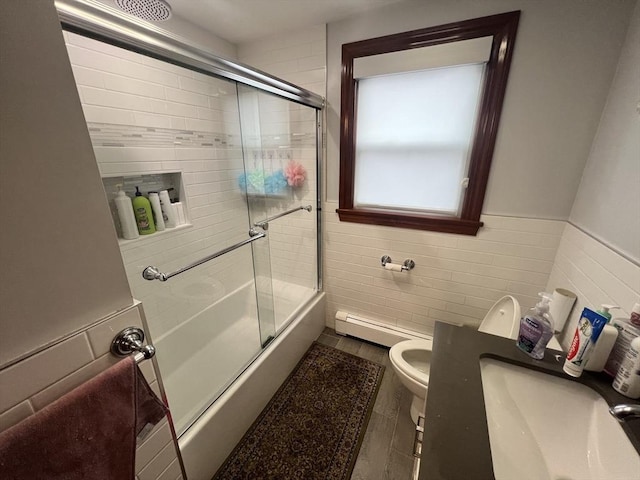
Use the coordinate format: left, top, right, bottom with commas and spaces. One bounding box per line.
213, 341, 385, 480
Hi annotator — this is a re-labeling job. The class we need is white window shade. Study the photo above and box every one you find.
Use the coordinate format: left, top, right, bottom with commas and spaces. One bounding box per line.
353, 36, 493, 79
354, 63, 485, 215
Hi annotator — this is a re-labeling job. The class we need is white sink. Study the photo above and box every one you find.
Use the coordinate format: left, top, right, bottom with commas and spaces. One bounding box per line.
480, 358, 640, 480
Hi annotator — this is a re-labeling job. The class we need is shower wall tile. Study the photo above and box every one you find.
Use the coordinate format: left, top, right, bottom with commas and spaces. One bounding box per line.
238, 24, 326, 96
0, 401, 34, 432
0, 303, 182, 479
0, 334, 94, 413
64, 31, 259, 342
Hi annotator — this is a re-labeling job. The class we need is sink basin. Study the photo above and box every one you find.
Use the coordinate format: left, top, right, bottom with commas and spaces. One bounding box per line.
480, 358, 640, 480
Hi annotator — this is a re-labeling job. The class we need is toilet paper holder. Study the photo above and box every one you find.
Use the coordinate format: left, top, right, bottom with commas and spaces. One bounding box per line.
381, 255, 415, 272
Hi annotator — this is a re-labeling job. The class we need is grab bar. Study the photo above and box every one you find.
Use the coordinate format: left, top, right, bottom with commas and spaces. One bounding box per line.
142, 231, 266, 282
254, 205, 312, 230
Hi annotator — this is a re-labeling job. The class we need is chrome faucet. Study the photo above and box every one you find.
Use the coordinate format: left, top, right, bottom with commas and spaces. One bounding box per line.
609, 404, 640, 421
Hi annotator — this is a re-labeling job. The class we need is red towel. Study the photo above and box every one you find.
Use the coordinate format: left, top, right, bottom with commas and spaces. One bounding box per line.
0, 356, 168, 480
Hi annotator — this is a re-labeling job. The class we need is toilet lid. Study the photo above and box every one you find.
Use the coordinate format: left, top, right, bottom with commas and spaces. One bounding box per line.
478, 296, 521, 340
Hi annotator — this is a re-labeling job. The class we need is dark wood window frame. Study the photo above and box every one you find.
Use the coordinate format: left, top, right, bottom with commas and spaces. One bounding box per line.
337, 11, 520, 235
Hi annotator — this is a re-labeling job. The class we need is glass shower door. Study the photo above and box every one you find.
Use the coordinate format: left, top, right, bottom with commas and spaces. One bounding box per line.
237, 84, 319, 334
66, 31, 278, 436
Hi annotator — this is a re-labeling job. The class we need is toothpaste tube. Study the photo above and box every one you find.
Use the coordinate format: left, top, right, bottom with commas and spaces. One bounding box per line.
563, 308, 608, 377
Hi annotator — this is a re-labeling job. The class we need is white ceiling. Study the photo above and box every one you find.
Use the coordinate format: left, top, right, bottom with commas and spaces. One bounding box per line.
120, 0, 409, 44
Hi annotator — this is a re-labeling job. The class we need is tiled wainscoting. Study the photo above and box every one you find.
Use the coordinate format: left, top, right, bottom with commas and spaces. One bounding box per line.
0, 303, 182, 480
546, 223, 640, 349
323, 201, 564, 335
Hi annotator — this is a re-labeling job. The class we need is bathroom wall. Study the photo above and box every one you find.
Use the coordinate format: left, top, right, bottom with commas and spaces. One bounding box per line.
326, 0, 635, 218
237, 1, 637, 335
0, 0, 133, 367
547, 2, 640, 349
238, 24, 326, 97
0, 2, 183, 479
568, 1, 640, 264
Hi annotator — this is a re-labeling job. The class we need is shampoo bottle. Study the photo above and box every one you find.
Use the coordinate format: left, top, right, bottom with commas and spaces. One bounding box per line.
159, 190, 177, 228
132, 186, 156, 235
148, 192, 165, 231
516, 293, 555, 360
113, 185, 139, 240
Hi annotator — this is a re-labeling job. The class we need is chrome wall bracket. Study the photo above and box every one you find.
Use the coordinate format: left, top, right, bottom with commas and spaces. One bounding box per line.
111, 327, 156, 361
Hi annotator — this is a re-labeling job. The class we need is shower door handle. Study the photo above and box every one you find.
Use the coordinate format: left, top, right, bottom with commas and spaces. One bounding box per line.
142, 231, 266, 282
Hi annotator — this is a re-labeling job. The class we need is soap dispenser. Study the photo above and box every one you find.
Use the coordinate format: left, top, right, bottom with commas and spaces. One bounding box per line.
132, 186, 156, 235
517, 292, 555, 359
585, 304, 620, 372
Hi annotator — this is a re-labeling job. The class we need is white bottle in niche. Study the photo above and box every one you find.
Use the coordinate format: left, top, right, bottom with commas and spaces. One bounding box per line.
148, 192, 165, 231
114, 186, 139, 240
173, 202, 185, 225
159, 190, 177, 228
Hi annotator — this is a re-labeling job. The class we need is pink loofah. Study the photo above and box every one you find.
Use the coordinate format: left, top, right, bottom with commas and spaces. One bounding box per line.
284, 160, 306, 187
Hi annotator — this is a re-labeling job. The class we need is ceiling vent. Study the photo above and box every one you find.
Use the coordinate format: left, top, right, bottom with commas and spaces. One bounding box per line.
114, 0, 172, 22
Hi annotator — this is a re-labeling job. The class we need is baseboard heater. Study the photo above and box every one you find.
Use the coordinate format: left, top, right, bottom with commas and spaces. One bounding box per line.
334, 311, 432, 348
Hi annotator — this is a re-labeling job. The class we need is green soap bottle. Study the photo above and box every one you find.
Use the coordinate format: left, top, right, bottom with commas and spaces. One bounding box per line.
132, 186, 156, 235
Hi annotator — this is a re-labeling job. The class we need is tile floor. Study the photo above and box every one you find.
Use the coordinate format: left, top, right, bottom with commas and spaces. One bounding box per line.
316, 328, 416, 480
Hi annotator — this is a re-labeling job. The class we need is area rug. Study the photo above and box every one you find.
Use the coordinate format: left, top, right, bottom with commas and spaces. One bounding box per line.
213, 341, 385, 480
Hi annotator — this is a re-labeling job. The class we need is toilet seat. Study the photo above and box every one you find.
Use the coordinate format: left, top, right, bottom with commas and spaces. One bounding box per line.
389, 339, 432, 386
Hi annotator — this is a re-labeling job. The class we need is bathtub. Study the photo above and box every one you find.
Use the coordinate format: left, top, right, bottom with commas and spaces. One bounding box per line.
155, 280, 325, 480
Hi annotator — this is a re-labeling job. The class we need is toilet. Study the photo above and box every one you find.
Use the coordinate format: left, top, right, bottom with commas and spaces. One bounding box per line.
389, 295, 563, 424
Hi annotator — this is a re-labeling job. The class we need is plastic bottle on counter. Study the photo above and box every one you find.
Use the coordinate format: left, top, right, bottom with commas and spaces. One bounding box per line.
604, 314, 640, 377
132, 186, 156, 235
516, 293, 555, 360
585, 305, 620, 372
113, 185, 139, 240
612, 336, 640, 399
563, 308, 608, 377
148, 192, 165, 231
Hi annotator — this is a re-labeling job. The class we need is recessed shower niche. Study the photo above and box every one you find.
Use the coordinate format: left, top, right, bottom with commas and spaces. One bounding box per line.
101, 172, 190, 243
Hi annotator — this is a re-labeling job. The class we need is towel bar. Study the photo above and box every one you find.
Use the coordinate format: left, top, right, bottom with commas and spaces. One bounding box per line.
142, 231, 266, 282
111, 327, 155, 364
253, 204, 312, 230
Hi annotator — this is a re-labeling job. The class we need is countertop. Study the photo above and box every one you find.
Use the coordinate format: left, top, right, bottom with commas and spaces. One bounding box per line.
419, 322, 640, 480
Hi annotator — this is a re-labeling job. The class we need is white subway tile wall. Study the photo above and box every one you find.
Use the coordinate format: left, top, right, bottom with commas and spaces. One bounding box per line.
65, 30, 320, 338
0, 304, 182, 479
546, 223, 640, 350
64, 31, 255, 341
236, 26, 636, 343
324, 201, 564, 334
238, 25, 326, 96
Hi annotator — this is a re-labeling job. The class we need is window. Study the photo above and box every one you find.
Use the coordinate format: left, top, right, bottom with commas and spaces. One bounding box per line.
337, 11, 520, 235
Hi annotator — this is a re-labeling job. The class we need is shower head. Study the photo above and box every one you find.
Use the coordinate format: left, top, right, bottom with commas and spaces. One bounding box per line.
114, 0, 172, 22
